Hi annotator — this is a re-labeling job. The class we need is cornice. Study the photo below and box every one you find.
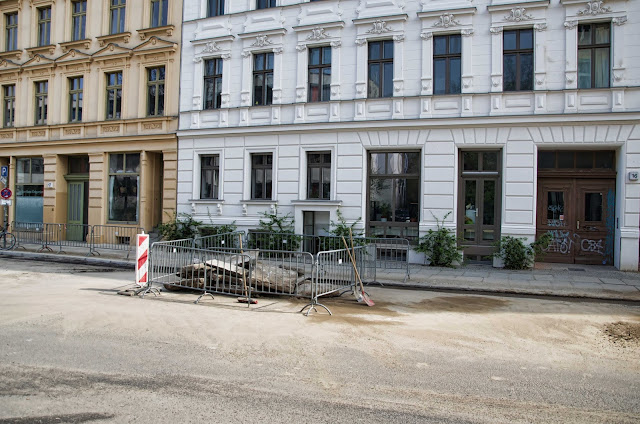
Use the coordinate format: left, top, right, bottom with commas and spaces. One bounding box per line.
417, 7, 477, 19
487, 0, 550, 13
352, 14, 408, 26
237, 28, 287, 39
293, 21, 345, 32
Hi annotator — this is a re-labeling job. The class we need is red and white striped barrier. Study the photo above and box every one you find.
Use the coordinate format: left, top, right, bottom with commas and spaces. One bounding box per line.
136, 233, 149, 287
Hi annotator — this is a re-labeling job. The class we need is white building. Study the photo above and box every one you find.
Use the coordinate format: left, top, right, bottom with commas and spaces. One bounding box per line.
177, 0, 640, 270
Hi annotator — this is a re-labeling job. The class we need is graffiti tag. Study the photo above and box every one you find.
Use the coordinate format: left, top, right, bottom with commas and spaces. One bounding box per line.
581, 239, 604, 255
547, 219, 567, 227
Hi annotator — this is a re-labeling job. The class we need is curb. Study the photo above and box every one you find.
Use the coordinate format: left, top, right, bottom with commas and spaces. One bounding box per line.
367, 280, 640, 303
0, 250, 134, 270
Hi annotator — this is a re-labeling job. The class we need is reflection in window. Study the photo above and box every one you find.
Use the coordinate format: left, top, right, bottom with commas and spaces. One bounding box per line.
503, 28, 533, 91
585, 193, 602, 222
547, 192, 564, 220
15, 158, 44, 223
108, 153, 140, 222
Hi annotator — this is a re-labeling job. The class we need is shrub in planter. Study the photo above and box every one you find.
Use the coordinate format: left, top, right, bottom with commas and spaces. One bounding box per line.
158, 212, 202, 240
415, 212, 462, 267
198, 222, 237, 237
252, 207, 301, 251
493, 234, 551, 270
323, 208, 365, 250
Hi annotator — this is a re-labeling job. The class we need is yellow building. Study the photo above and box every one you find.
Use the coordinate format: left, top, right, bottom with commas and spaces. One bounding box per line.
0, 0, 180, 235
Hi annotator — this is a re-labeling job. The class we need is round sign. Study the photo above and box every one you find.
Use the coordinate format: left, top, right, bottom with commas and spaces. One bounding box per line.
0, 188, 11, 199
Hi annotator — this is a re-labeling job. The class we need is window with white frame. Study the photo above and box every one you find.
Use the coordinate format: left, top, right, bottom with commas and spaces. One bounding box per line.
503, 28, 533, 91
251, 153, 273, 200
253, 52, 273, 106
207, 0, 224, 17
200, 155, 220, 199
204, 58, 223, 109
307, 152, 331, 200
368, 40, 393, 98
433, 34, 461, 95
256, 0, 275, 10
578, 22, 610, 89
308, 46, 331, 102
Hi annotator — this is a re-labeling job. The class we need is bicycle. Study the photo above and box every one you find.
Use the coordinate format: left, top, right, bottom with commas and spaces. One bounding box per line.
0, 225, 16, 250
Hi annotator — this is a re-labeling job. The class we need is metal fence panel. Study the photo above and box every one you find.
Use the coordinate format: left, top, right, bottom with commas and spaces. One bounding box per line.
45, 223, 93, 254
91, 225, 142, 258
11, 221, 49, 251
149, 243, 253, 304
194, 231, 245, 251
249, 249, 315, 297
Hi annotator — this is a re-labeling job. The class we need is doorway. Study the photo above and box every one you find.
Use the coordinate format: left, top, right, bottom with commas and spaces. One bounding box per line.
303, 211, 330, 254
536, 150, 616, 265
65, 156, 89, 242
457, 150, 502, 261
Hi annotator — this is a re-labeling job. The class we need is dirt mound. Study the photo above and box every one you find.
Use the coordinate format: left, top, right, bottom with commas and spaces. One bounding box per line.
603, 321, 640, 345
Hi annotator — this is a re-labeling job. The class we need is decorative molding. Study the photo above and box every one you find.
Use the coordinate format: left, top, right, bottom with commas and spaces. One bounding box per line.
251, 35, 273, 48
577, 1, 612, 16
355, 38, 367, 46
420, 32, 433, 40
193, 57, 202, 63
564, 20, 578, 30
433, 13, 460, 29
102, 125, 120, 133
220, 53, 231, 60
296, 44, 307, 52
490, 26, 503, 34
393, 35, 405, 42
505, 7, 534, 22
366, 20, 393, 34
201, 41, 222, 54
534, 23, 548, 31
306, 27, 330, 41
143, 122, 162, 130
241, 51, 252, 58
30, 130, 45, 137
272, 47, 283, 55
64, 128, 81, 135
330, 41, 342, 48
612, 16, 627, 26
461, 29, 474, 37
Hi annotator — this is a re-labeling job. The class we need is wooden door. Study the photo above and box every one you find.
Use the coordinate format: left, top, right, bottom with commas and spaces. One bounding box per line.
67, 181, 85, 241
537, 178, 615, 265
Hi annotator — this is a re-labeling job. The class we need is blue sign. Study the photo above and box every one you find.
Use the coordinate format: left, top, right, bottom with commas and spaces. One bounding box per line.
0, 166, 6, 177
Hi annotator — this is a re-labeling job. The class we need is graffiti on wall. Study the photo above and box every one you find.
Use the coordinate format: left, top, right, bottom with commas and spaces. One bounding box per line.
545, 230, 608, 259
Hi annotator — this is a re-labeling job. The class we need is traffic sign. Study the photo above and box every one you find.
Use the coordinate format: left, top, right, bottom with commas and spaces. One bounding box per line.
0, 188, 11, 199
0, 166, 7, 177
0, 176, 6, 185
1, 199, 11, 206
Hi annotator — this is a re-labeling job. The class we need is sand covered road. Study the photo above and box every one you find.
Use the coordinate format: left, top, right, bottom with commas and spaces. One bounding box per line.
0, 258, 638, 423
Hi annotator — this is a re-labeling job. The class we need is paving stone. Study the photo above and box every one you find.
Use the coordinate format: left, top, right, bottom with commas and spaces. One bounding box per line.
599, 278, 627, 286
569, 276, 602, 283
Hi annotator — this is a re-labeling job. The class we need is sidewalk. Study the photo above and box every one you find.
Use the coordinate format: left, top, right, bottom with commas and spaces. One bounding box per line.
2, 249, 639, 302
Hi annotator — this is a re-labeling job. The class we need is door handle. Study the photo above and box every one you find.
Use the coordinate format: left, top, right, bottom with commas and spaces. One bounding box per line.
577, 220, 580, 230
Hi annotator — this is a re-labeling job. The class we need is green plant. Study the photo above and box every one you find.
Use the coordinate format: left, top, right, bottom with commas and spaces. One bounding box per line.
322, 208, 365, 249
198, 222, 237, 237
493, 234, 551, 270
252, 207, 300, 251
415, 212, 461, 267
158, 212, 202, 240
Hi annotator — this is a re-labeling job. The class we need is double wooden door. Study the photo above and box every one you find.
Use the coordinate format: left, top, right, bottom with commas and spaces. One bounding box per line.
536, 178, 615, 265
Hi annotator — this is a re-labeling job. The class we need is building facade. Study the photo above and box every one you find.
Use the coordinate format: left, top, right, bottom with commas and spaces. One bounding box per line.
177, 0, 640, 270
0, 0, 181, 233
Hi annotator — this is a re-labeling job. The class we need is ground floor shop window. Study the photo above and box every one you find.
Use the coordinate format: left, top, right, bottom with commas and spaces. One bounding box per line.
367, 151, 420, 240
108, 153, 139, 222
15, 157, 44, 223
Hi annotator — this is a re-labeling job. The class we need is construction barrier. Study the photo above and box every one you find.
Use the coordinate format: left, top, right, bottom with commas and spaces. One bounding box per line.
136, 233, 149, 287
11, 221, 48, 251
148, 243, 254, 304
194, 231, 245, 251
91, 225, 142, 259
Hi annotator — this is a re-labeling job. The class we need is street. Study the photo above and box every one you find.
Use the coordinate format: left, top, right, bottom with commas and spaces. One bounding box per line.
0, 259, 639, 423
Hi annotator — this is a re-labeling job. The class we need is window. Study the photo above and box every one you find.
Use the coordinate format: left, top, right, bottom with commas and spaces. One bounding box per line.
253, 52, 273, 106
37, 7, 51, 46
207, 0, 224, 17
503, 28, 533, 91
368, 152, 420, 239
200, 155, 220, 199
368, 40, 393, 98
256, 0, 276, 9
251, 153, 273, 200
5, 13, 17, 51
308, 46, 331, 102
150, 0, 168, 27
108, 153, 140, 222
578, 22, 610, 89
71, 1, 86, 41
204, 58, 223, 109
110, 0, 126, 34
68, 77, 83, 122
433, 34, 461, 95
3, 85, 15, 127
307, 152, 331, 199
34, 81, 48, 125
106, 71, 122, 120
147, 66, 165, 116
16, 157, 44, 223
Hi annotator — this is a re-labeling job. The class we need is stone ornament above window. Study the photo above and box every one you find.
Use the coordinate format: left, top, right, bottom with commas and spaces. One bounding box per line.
578, 1, 612, 16
505, 7, 534, 22
306, 27, 330, 41
366, 20, 393, 34
432, 14, 461, 29
251, 35, 273, 48
201, 41, 222, 54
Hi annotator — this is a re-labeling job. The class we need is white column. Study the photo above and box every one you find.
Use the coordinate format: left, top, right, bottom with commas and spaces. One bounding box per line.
355, 39, 367, 99
420, 32, 432, 96
461, 29, 474, 117
533, 23, 547, 114
563, 20, 578, 113
219, 54, 231, 127
490, 26, 503, 93
295, 44, 307, 103
272, 47, 283, 105
329, 40, 342, 101
240, 51, 251, 107
612, 16, 627, 112
191, 57, 203, 110
392, 35, 404, 119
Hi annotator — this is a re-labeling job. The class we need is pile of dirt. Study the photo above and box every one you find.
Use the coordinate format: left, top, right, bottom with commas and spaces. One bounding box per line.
603, 321, 640, 346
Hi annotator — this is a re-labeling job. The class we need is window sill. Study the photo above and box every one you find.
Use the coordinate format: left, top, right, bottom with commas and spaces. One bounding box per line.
25, 45, 56, 57
137, 25, 175, 40
241, 200, 277, 205
97, 32, 131, 47
188, 199, 224, 203
0, 50, 22, 60
60, 39, 91, 52
291, 199, 342, 206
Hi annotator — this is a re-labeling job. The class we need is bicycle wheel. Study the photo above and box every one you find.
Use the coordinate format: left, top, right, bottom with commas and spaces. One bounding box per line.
0, 232, 16, 250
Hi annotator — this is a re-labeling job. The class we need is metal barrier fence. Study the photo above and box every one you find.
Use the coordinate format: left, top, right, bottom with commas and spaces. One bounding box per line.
91, 225, 142, 259
10, 221, 141, 259
250, 249, 315, 297
301, 246, 366, 315
246, 231, 410, 282
11, 221, 48, 251
194, 231, 245, 251
148, 243, 254, 304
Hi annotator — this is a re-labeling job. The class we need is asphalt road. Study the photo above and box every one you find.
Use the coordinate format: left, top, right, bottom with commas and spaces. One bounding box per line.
0, 259, 639, 423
